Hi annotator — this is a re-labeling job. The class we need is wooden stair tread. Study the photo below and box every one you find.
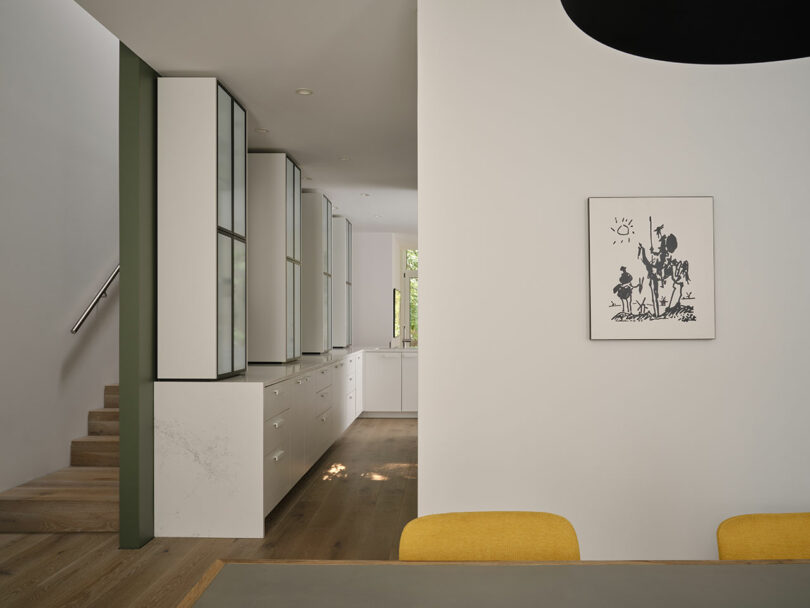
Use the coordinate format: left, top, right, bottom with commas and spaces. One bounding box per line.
0, 467, 119, 532
72, 435, 119, 444
88, 408, 119, 419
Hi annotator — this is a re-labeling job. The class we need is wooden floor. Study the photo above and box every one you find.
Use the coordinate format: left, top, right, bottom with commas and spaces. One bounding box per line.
0, 418, 417, 608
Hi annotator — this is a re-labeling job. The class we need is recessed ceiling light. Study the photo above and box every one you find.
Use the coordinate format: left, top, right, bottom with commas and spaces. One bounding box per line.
361, 193, 371, 197
339, 157, 350, 161
295, 88, 314, 96
254, 128, 270, 134
373, 214, 382, 219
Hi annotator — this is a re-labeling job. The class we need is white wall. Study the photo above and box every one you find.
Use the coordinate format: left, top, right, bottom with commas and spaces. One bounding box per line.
352, 232, 394, 347
419, 0, 810, 559
0, 1, 119, 491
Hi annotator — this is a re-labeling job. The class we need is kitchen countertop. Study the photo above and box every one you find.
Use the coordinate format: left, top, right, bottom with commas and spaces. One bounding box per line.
222, 346, 417, 388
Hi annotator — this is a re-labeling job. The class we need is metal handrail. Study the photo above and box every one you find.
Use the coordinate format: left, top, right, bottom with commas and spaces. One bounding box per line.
70, 264, 120, 334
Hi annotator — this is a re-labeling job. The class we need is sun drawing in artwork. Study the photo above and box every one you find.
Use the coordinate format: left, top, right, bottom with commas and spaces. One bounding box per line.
610, 217, 635, 245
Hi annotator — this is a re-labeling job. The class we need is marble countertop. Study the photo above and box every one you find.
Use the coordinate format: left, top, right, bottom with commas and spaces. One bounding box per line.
222, 346, 417, 388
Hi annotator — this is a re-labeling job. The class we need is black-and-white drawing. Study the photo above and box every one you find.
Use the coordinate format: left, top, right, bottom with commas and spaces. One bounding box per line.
611, 216, 694, 323
589, 197, 715, 340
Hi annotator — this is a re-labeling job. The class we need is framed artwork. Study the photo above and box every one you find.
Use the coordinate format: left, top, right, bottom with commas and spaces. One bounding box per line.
588, 196, 715, 340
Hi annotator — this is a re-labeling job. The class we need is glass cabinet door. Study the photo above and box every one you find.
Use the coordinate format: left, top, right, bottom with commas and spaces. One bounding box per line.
285, 158, 294, 259
215, 84, 246, 376
217, 86, 232, 231
347, 283, 352, 344
286, 261, 295, 360
327, 275, 333, 350
294, 164, 301, 262
327, 200, 333, 275
347, 221, 352, 283
217, 234, 233, 375
232, 104, 246, 237
294, 263, 301, 358
233, 240, 246, 370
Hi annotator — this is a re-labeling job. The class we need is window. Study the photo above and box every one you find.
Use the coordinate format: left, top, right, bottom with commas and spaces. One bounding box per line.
404, 249, 418, 347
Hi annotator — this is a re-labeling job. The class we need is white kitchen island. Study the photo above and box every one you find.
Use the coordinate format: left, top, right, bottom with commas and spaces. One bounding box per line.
154, 348, 416, 538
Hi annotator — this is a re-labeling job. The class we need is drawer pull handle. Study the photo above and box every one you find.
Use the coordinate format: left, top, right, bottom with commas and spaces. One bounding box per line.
321, 370, 327, 375
273, 418, 285, 429
320, 415, 327, 422
272, 449, 286, 462
273, 389, 281, 396
296, 379, 303, 385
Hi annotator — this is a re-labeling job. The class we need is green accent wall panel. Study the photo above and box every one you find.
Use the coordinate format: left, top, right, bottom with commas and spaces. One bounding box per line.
119, 43, 158, 549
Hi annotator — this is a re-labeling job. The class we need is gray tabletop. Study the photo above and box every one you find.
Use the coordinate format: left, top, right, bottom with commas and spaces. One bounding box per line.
194, 562, 810, 607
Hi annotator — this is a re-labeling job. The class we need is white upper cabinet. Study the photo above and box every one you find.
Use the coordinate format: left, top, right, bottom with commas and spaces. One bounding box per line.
332, 217, 353, 348
248, 153, 302, 363
301, 192, 333, 353
157, 78, 247, 380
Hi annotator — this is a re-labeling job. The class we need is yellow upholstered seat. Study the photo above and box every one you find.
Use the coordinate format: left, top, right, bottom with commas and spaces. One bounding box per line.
717, 512, 810, 560
398, 511, 580, 561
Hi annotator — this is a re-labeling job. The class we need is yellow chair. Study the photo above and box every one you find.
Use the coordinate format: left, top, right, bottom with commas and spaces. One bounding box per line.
717, 512, 810, 560
398, 511, 580, 561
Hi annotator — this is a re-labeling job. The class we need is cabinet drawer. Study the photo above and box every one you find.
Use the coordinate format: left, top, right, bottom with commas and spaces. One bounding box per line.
264, 408, 291, 455
313, 366, 332, 392
264, 381, 293, 420
263, 438, 291, 516
313, 386, 333, 417
343, 363, 356, 394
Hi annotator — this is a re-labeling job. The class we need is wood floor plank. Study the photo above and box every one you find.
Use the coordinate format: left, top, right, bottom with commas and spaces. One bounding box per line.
0, 418, 417, 607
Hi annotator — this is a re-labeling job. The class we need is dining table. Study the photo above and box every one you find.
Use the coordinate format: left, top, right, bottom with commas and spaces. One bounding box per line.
184, 558, 810, 607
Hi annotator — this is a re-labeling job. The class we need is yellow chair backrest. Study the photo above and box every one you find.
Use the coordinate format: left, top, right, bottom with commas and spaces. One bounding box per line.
399, 511, 580, 561
717, 512, 810, 560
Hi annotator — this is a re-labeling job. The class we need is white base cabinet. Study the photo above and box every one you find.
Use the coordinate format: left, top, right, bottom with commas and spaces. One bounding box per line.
363, 352, 403, 412
361, 351, 418, 414
155, 350, 366, 538
402, 352, 418, 413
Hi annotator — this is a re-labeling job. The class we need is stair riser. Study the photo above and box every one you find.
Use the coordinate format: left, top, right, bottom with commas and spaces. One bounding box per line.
71, 444, 120, 467
0, 501, 119, 533
104, 394, 119, 408
88, 421, 120, 436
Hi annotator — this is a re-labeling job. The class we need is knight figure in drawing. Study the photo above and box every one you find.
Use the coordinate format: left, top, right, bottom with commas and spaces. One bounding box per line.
611, 216, 695, 323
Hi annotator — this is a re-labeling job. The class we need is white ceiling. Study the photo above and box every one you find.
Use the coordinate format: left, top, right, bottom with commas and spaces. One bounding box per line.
76, 0, 417, 233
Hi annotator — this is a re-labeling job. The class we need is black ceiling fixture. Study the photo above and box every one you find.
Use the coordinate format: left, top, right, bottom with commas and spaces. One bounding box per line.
560, 0, 810, 64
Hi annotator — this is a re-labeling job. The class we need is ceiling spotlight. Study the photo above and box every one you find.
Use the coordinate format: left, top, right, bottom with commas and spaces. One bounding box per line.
295, 88, 314, 96
254, 128, 270, 134
361, 193, 371, 197
373, 214, 382, 219
339, 157, 350, 161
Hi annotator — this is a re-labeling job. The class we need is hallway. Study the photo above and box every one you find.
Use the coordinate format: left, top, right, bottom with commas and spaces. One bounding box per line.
0, 419, 417, 607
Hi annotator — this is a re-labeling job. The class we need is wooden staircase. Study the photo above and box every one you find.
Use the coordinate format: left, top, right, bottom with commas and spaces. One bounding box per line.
0, 385, 120, 533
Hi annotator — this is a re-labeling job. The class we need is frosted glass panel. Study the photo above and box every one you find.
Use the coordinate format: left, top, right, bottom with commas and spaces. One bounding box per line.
322, 198, 329, 270
286, 261, 294, 359
233, 240, 246, 370
347, 283, 352, 344
294, 165, 301, 261
285, 159, 294, 259
217, 86, 232, 231
322, 275, 328, 351
347, 222, 352, 283
217, 234, 233, 375
233, 104, 246, 237
327, 275, 333, 350
327, 201, 333, 275
294, 263, 301, 357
